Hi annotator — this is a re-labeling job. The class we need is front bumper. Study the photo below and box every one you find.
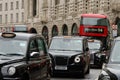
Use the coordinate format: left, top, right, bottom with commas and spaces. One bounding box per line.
2, 77, 21, 80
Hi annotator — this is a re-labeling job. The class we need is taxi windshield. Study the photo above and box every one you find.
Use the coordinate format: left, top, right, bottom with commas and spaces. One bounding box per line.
110, 41, 120, 62
0, 39, 27, 56
49, 38, 82, 51
88, 41, 101, 50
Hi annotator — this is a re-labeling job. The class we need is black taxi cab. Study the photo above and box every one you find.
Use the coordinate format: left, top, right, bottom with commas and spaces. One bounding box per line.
88, 39, 106, 68
97, 37, 120, 80
0, 32, 51, 80
49, 36, 90, 78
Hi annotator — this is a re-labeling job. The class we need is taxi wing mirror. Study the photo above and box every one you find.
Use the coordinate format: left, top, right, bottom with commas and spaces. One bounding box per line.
30, 52, 40, 58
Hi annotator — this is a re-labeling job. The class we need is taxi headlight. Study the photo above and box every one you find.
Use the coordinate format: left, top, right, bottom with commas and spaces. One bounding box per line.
1, 66, 16, 76
74, 56, 81, 63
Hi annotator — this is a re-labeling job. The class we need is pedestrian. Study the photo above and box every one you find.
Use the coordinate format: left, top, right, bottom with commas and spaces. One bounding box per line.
112, 23, 117, 37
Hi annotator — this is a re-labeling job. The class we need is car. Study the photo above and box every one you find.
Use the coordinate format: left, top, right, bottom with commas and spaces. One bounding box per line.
97, 37, 120, 80
88, 39, 106, 68
12, 25, 28, 32
0, 32, 51, 80
49, 36, 90, 77
12, 25, 37, 33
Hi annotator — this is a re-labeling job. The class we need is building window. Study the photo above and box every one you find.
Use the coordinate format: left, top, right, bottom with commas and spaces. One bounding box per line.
33, 0, 37, 16
22, 0, 24, 9
0, 15, 2, 23
16, 13, 19, 22
0, 4, 2, 11
65, 0, 69, 3
5, 14, 7, 23
55, 0, 60, 5
10, 14, 13, 23
11, 2, 13, 10
16, 1, 19, 9
5, 3, 8, 11
21, 12, 24, 22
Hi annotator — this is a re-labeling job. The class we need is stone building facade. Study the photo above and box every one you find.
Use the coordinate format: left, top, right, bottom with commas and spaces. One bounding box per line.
0, 0, 119, 43
0, 0, 27, 27
26, 0, 113, 43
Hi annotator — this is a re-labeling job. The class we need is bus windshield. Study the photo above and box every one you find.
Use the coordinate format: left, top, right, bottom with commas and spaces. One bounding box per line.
80, 17, 109, 26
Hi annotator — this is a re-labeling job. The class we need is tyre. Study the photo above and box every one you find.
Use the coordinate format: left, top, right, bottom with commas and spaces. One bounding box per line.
46, 72, 51, 80
21, 74, 29, 80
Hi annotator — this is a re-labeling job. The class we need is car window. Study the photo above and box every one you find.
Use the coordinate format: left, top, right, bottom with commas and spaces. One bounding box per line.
49, 38, 83, 51
37, 38, 47, 55
0, 39, 27, 56
110, 41, 120, 62
29, 39, 38, 52
88, 42, 101, 50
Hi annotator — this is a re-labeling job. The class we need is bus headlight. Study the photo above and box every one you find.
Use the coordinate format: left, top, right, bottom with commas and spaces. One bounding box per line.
74, 56, 81, 63
1, 66, 16, 76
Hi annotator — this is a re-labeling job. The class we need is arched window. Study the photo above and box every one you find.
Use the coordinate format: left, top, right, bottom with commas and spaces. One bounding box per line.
62, 24, 68, 35
42, 26, 49, 44
52, 25, 58, 37
71, 23, 78, 36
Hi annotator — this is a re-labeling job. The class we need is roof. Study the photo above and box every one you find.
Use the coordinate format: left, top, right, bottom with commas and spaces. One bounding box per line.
81, 14, 107, 18
0, 32, 41, 40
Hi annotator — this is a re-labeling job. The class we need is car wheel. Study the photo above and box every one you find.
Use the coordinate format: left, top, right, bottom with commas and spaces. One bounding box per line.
77, 70, 85, 78
80, 72, 85, 78
21, 73, 30, 80
46, 72, 51, 80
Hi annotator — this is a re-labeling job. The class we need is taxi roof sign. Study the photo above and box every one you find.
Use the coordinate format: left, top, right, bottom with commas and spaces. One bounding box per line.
63, 36, 72, 38
1, 33, 16, 38
88, 39, 94, 42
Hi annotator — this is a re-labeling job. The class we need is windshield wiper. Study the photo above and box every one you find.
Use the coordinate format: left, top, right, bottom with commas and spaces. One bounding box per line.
6, 53, 24, 56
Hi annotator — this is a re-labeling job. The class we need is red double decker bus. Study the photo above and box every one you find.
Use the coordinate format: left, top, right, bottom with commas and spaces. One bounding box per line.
79, 14, 113, 50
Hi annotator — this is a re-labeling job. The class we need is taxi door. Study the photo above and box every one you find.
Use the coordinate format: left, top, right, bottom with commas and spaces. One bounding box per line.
28, 38, 42, 80
36, 37, 50, 79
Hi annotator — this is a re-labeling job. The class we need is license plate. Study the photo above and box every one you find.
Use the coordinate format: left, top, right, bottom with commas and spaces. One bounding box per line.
55, 66, 67, 70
